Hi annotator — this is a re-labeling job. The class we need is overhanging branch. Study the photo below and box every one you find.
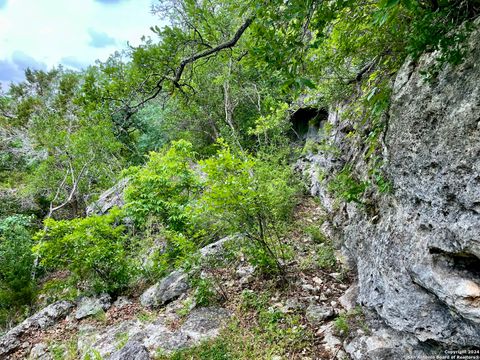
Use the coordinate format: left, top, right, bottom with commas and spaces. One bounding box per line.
128, 17, 254, 116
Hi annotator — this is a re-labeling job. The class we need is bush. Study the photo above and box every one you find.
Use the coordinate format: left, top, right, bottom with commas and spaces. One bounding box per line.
33, 208, 134, 295
328, 165, 368, 204
124, 139, 201, 232
0, 215, 35, 327
194, 142, 300, 273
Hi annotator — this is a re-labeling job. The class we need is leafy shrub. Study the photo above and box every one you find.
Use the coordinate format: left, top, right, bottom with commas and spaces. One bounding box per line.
124, 139, 201, 231
0, 215, 35, 327
304, 225, 327, 244
328, 165, 369, 204
191, 276, 216, 307
317, 243, 338, 270
33, 208, 134, 295
194, 142, 300, 273
149, 230, 196, 277
333, 313, 350, 336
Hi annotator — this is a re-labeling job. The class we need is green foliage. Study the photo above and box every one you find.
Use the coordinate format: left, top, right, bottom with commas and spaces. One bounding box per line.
3, 68, 123, 218
33, 208, 134, 294
240, 290, 269, 312
334, 313, 350, 336
317, 243, 338, 270
157, 338, 232, 360
328, 166, 369, 204
150, 231, 196, 277
0, 0, 477, 337
334, 306, 368, 338
124, 140, 201, 231
304, 225, 327, 244
195, 142, 300, 273
0, 215, 35, 327
191, 277, 216, 307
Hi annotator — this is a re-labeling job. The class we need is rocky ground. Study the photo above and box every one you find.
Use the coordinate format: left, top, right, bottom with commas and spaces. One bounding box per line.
0, 197, 363, 360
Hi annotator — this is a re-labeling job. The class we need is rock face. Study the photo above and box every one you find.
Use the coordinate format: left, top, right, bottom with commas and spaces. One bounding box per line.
86, 178, 128, 215
199, 235, 239, 258
80, 307, 231, 359
301, 20, 480, 352
109, 341, 150, 360
75, 293, 112, 320
0, 301, 73, 357
140, 270, 189, 308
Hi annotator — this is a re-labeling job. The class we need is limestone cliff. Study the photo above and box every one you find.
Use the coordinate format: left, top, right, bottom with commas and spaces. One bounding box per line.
301, 19, 480, 356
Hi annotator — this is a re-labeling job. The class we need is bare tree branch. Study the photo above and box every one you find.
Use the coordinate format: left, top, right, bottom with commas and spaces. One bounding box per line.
127, 17, 254, 117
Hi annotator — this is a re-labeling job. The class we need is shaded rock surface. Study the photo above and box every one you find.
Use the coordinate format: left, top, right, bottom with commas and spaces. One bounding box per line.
305, 304, 334, 324
0, 301, 73, 357
75, 293, 112, 320
199, 235, 241, 258
109, 341, 150, 360
29, 342, 52, 360
140, 270, 189, 309
339, 284, 358, 312
300, 18, 480, 351
86, 178, 128, 215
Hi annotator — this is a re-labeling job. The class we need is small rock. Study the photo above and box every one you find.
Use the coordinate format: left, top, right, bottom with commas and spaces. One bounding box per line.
321, 323, 345, 358
199, 235, 240, 258
113, 296, 133, 308
75, 293, 112, 320
339, 284, 358, 312
329, 272, 342, 281
301, 284, 316, 292
29, 343, 51, 360
236, 264, 255, 278
140, 270, 189, 308
305, 304, 335, 325
109, 341, 149, 360
284, 298, 306, 312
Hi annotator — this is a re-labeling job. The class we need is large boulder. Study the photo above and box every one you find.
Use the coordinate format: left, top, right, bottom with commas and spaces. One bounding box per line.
301, 19, 480, 352
79, 306, 230, 359
140, 270, 189, 308
0, 301, 73, 357
179, 307, 231, 342
75, 293, 112, 320
86, 178, 129, 215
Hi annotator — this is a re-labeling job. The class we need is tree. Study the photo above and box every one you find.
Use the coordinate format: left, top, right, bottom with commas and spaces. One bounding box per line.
0, 215, 35, 327
2, 68, 123, 218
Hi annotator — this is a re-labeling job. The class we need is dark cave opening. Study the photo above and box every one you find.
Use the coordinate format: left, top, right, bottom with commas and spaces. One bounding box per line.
289, 107, 328, 140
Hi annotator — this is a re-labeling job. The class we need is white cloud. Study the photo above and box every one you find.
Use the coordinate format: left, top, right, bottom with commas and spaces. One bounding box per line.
0, 0, 163, 85
88, 28, 117, 48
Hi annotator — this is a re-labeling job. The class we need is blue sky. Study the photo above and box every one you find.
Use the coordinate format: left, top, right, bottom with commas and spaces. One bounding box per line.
0, 0, 160, 87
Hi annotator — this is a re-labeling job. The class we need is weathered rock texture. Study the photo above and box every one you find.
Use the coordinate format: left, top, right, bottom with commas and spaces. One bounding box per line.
79, 307, 231, 359
140, 270, 189, 308
86, 178, 128, 216
0, 301, 73, 357
301, 19, 480, 354
75, 293, 112, 320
